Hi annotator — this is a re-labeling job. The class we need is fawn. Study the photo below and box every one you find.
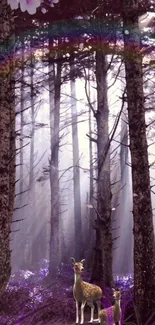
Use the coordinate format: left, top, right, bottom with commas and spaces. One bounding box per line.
99, 289, 121, 325
71, 257, 102, 324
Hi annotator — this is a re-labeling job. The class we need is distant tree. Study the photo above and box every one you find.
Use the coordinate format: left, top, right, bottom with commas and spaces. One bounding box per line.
70, 57, 83, 260
123, 0, 155, 322
25, 39, 37, 268
0, 0, 15, 295
85, 59, 95, 269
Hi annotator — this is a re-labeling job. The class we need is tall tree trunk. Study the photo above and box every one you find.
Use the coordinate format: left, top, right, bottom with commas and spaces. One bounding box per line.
48, 38, 61, 276
91, 52, 114, 287
29, 43, 36, 266
87, 64, 94, 269
19, 38, 24, 206
70, 59, 83, 260
0, 0, 15, 295
123, 1, 155, 322
119, 64, 132, 274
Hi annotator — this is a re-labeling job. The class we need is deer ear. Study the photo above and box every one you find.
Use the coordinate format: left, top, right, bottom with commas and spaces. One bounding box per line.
80, 259, 85, 264
112, 288, 115, 292
71, 257, 75, 264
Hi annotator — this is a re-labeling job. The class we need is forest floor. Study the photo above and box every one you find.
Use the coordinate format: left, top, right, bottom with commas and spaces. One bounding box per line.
0, 260, 136, 325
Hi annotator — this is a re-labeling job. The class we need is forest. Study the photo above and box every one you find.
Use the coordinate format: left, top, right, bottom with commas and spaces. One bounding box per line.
0, 0, 155, 324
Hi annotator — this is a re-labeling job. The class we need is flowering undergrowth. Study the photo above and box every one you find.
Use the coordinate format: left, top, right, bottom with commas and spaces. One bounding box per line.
0, 260, 145, 325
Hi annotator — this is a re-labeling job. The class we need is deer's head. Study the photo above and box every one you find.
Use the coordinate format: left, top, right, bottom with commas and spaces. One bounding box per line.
71, 257, 85, 274
112, 289, 121, 300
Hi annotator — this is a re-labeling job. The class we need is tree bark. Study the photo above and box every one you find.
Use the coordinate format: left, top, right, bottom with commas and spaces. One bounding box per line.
123, 1, 155, 322
0, 0, 15, 295
91, 52, 114, 287
70, 58, 83, 260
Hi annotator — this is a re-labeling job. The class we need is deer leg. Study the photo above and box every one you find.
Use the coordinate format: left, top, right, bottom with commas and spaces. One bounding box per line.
80, 301, 86, 324
87, 301, 95, 323
95, 300, 101, 322
75, 300, 79, 324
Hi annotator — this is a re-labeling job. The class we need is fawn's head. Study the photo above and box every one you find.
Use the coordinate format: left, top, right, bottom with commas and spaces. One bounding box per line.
112, 289, 121, 300
71, 257, 85, 274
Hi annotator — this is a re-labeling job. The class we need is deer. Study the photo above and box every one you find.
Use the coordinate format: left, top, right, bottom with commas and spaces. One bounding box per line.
99, 289, 121, 325
71, 257, 102, 324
